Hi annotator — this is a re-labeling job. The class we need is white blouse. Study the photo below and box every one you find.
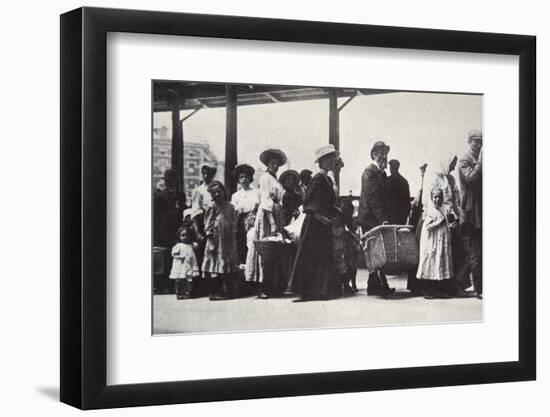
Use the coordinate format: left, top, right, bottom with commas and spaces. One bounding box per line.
258, 172, 284, 212
231, 187, 260, 214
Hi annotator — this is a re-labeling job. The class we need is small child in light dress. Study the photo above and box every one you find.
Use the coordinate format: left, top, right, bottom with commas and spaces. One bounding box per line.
416, 187, 453, 299
170, 224, 200, 300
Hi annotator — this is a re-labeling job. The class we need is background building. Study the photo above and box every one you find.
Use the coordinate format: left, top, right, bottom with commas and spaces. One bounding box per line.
153, 125, 222, 201
152, 126, 171, 191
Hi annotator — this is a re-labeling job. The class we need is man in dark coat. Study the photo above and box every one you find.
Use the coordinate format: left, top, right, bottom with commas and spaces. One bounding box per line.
459, 128, 483, 299
387, 159, 411, 225
358, 141, 395, 296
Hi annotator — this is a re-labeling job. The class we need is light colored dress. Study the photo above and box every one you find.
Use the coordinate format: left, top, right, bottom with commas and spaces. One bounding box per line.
416, 204, 453, 280
169, 243, 200, 280
191, 183, 213, 218
202, 202, 239, 277
245, 172, 285, 282
231, 187, 260, 265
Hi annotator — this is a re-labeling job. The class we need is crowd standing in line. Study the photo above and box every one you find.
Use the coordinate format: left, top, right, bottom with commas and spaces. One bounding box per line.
153, 128, 483, 301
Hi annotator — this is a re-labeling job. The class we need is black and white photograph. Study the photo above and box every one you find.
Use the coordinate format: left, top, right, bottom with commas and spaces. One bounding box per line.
152, 81, 483, 335
1, 0, 544, 413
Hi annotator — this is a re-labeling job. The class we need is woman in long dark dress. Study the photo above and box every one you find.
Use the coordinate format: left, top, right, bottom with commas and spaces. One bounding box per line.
290, 145, 341, 301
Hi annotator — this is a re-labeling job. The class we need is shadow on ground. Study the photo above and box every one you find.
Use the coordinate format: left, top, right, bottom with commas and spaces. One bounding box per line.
36, 386, 59, 401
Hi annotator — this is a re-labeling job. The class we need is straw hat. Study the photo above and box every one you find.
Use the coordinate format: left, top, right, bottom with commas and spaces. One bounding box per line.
314, 144, 339, 163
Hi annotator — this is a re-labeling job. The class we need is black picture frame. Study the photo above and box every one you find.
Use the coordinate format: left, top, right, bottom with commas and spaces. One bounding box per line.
60, 6, 536, 410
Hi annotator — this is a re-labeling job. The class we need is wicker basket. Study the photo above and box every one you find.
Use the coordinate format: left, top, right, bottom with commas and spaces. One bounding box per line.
254, 240, 287, 262
362, 225, 418, 274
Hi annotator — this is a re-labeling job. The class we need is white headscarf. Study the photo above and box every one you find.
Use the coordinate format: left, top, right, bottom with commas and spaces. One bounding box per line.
422, 153, 459, 216
434, 153, 457, 188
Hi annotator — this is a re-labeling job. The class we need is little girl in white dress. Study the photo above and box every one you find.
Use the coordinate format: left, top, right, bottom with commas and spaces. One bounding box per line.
170, 224, 200, 299
416, 187, 453, 298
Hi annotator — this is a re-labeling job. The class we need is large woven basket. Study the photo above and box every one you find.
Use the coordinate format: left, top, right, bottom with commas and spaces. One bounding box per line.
254, 240, 286, 262
362, 225, 418, 274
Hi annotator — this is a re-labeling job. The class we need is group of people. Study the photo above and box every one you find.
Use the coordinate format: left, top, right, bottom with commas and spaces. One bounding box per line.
153, 127, 482, 302
357, 129, 482, 300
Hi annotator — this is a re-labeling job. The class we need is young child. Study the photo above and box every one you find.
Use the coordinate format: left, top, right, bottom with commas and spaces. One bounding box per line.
169, 224, 200, 300
416, 187, 453, 299
344, 227, 361, 293
202, 181, 240, 300
332, 208, 361, 296
331, 209, 350, 295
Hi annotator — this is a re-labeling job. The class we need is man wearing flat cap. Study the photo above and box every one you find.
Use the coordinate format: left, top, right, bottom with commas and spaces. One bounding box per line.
358, 141, 395, 296
459, 128, 483, 299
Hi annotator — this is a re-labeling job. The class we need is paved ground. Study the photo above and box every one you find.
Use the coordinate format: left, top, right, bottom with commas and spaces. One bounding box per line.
153, 270, 482, 335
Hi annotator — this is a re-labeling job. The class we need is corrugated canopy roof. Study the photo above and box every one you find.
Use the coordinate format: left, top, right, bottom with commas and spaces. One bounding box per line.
153, 81, 396, 112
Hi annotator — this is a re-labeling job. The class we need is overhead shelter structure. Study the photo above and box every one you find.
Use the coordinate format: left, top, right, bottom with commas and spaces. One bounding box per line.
152, 81, 395, 194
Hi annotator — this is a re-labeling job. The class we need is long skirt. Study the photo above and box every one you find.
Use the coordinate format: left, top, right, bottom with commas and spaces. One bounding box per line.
290, 214, 340, 299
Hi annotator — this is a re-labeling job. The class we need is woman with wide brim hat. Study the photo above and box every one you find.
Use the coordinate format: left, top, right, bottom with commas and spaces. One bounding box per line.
245, 149, 287, 299
259, 148, 287, 167
289, 144, 342, 301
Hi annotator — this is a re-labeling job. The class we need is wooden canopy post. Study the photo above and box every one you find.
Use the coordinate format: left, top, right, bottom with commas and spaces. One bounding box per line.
328, 89, 340, 189
225, 85, 238, 195
171, 102, 184, 193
